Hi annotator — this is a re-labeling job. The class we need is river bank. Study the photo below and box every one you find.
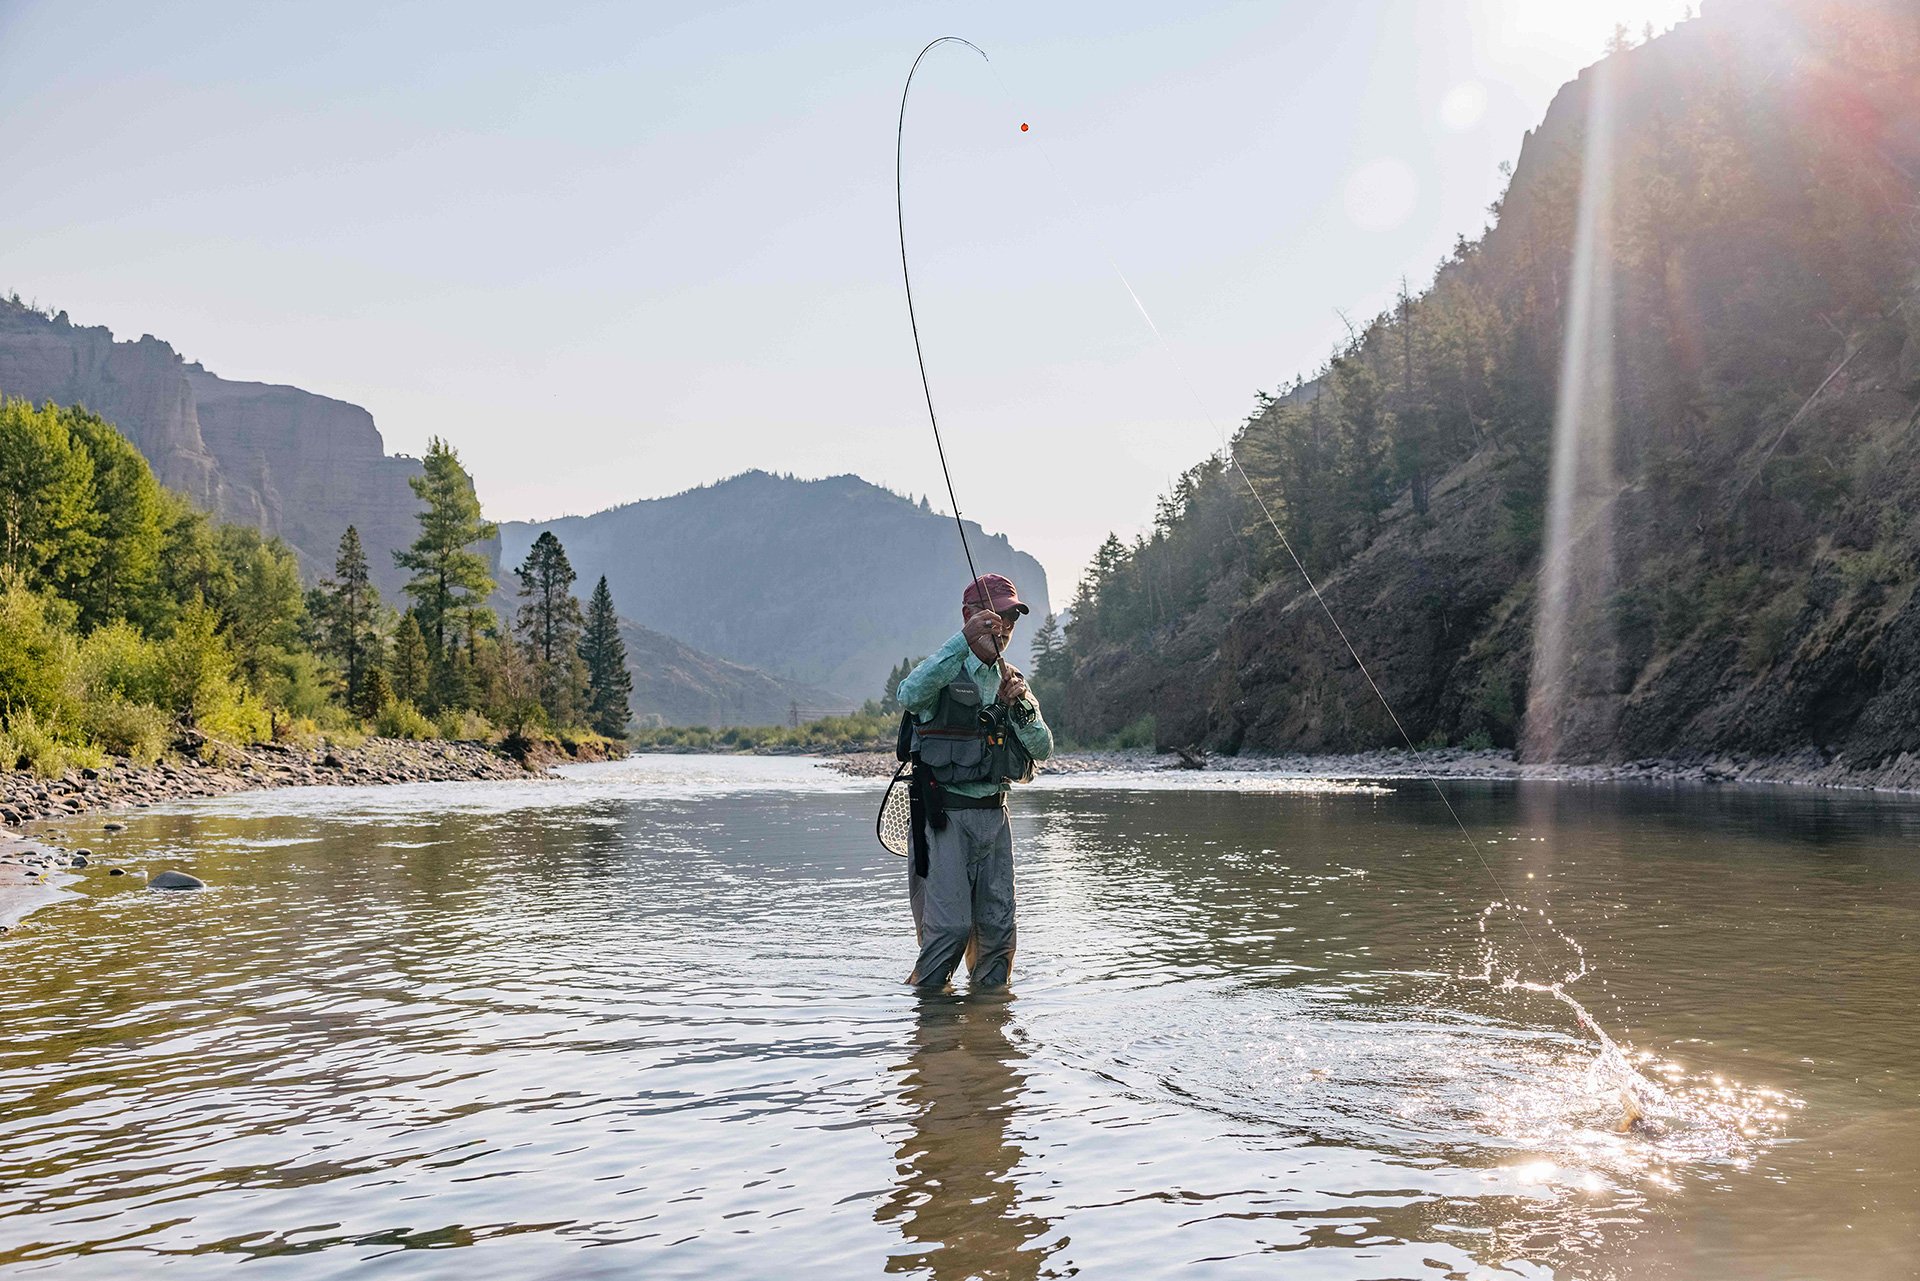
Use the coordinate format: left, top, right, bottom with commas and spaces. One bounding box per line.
0, 737, 543, 932
823, 744, 1920, 792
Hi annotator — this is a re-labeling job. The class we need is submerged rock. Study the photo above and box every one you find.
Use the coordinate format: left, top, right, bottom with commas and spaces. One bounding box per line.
147, 870, 205, 891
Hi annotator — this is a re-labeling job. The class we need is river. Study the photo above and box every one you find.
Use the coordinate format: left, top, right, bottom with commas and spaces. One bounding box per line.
2, 755, 1915, 1279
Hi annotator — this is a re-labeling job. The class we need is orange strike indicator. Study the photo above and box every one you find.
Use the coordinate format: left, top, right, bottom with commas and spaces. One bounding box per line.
1020, 122, 1029, 132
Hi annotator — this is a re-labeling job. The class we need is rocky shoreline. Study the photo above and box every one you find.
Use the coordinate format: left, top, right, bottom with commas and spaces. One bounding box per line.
0, 737, 543, 932
823, 745, 1920, 792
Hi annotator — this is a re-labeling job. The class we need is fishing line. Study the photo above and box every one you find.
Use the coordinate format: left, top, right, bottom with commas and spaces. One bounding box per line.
970, 53, 1537, 926
895, 40, 1590, 1009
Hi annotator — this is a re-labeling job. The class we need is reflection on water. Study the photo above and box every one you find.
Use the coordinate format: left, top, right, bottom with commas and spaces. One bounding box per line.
0, 755, 1915, 1279
880, 996, 1054, 1280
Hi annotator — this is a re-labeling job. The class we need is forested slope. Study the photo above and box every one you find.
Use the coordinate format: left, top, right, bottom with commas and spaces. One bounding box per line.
1050, 0, 1920, 765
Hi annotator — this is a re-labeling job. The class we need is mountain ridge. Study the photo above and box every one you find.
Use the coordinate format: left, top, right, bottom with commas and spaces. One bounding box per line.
502, 469, 1053, 701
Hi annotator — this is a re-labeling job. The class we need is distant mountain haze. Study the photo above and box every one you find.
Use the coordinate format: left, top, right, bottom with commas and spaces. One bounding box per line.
501, 471, 1054, 701
616, 618, 850, 728
0, 298, 1021, 725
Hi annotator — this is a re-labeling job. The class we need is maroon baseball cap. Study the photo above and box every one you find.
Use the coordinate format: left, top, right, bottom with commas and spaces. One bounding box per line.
962, 573, 1028, 615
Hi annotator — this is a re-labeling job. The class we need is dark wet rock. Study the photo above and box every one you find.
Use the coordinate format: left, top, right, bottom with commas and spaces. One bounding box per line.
109, 868, 126, 876
71, 854, 89, 867
147, 870, 205, 891
103, 822, 125, 831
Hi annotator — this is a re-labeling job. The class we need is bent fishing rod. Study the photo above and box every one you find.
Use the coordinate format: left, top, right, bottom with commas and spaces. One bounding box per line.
896, 36, 1010, 674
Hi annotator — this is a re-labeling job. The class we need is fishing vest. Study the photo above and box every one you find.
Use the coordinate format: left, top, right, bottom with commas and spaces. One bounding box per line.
909, 675, 1035, 788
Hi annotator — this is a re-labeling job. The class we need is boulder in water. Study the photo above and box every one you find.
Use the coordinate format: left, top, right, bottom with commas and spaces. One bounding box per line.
147, 870, 205, 891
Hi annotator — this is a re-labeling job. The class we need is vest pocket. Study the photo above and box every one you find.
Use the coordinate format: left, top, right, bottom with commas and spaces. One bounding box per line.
918, 734, 986, 773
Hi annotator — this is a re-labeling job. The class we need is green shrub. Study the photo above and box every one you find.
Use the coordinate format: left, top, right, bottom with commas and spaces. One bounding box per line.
437, 708, 493, 741
84, 696, 171, 764
0, 706, 96, 776
77, 619, 165, 705
196, 693, 272, 756
1111, 713, 1157, 750
262, 648, 335, 722
0, 574, 83, 731
375, 699, 435, 740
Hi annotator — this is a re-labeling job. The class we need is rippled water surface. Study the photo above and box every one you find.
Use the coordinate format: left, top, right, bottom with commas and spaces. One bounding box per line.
4, 756, 1918, 1279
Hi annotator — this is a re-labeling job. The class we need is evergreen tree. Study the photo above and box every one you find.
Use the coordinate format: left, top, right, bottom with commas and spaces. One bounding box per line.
878, 656, 920, 715
316, 526, 382, 710
388, 611, 430, 707
215, 526, 307, 692
578, 575, 632, 738
355, 664, 392, 721
514, 530, 587, 724
393, 436, 496, 690
1031, 613, 1072, 709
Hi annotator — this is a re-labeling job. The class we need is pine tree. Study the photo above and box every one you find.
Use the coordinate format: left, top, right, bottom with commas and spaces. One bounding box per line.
1031, 613, 1072, 709
316, 526, 382, 709
355, 664, 392, 721
878, 656, 921, 715
388, 611, 430, 707
392, 437, 496, 695
513, 531, 587, 724
578, 575, 632, 738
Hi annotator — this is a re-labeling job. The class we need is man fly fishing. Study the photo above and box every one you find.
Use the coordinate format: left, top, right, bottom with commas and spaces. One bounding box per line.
897, 573, 1052, 990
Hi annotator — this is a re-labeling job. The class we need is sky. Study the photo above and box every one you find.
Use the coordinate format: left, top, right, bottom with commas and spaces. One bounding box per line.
0, 0, 1692, 598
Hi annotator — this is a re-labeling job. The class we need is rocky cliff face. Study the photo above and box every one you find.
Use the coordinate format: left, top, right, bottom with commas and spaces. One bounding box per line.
0, 305, 223, 507
183, 366, 442, 598
0, 299, 429, 597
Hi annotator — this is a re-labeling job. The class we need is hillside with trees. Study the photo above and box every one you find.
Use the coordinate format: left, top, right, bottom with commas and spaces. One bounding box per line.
0, 402, 631, 774
1046, 0, 1920, 765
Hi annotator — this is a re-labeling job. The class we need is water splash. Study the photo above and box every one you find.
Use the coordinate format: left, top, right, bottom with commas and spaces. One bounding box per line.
1466, 901, 1666, 1125
1464, 901, 1801, 1166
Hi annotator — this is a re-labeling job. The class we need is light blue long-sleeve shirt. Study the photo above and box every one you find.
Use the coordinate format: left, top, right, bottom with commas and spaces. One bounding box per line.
897, 630, 1053, 798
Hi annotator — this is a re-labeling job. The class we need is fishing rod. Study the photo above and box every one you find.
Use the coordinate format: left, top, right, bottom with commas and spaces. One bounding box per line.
896, 35, 1008, 674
